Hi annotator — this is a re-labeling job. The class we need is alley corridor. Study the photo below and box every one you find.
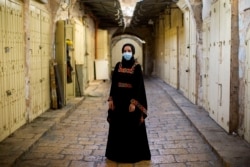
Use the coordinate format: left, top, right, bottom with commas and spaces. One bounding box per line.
1, 77, 250, 167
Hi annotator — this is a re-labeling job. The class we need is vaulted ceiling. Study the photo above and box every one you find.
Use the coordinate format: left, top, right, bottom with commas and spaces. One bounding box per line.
80, 0, 125, 28
79, 0, 178, 29
130, 0, 177, 27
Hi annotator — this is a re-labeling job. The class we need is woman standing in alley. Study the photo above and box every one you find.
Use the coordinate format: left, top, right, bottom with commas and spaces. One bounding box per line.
105, 43, 151, 163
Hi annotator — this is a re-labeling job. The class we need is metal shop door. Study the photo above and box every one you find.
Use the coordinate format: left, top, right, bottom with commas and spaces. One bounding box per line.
169, 28, 178, 88
179, 9, 191, 101
188, 13, 197, 104
0, 0, 26, 142
217, 0, 231, 131
245, 28, 250, 143
55, 20, 76, 105
159, 19, 165, 79
178, 26, 185, 92
29, 3, 51, 121
180, 9, 196, 104
164, 28, 170, 83
208, 0, 231, 132
208, 1, 220, 122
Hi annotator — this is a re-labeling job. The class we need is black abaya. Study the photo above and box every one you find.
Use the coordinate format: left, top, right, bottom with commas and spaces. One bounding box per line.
105, 58, 151, 163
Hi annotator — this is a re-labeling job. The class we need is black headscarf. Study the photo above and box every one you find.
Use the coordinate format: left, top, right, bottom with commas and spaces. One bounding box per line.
121, 43, 135, 68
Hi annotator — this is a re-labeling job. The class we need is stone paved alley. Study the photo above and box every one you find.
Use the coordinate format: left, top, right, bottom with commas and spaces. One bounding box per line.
1, 77, 250, 167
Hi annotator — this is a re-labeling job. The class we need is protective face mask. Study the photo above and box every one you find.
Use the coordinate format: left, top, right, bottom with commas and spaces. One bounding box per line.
122, 52, 133, 60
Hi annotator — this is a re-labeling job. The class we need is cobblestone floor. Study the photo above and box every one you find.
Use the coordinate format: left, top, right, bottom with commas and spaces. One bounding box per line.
13, 77, 222, 167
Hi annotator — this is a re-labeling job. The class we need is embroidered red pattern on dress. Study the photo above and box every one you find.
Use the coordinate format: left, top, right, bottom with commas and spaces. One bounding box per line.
118, 62, 138, 74
118, 82, 133, 88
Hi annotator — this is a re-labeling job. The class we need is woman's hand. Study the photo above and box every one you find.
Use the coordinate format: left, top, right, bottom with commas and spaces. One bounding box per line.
140, 115, 144, 124
129, 103, 135, 112
108, 101, 115, 110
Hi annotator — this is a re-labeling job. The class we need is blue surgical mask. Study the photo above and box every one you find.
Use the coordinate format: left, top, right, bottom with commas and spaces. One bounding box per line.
122, 52, 133, 60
